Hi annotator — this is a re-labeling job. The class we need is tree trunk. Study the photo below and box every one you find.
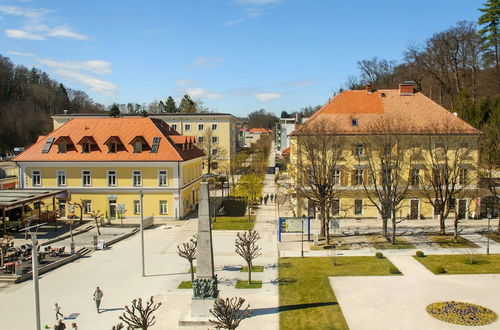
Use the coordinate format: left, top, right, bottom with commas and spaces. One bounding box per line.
189, 261, 194, 283
439, 213, 446, 236
497, 216, 499, 234
391, 215, 396, 244
95, 218, 101, 235
247, 261, 252, 284
326, 219, 330, 245
382, 217, 388, 236
80, 208, 83, 224
320, 208, 326, 237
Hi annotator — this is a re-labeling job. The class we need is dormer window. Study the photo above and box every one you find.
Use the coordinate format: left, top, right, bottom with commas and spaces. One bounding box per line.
109, 143, 117, 153
58, 141, 67, 153
351, 118, 359, 126
82, 142, 90, 153
134, 141, 142, 153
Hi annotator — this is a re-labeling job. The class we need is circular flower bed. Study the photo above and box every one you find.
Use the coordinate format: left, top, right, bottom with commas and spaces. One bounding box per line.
426, 301, 497, 326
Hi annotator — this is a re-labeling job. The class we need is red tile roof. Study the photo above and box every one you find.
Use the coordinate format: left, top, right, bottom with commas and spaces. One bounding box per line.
291, 89, 480, 136
248, 128, 272, 134
15, 117, 204, 162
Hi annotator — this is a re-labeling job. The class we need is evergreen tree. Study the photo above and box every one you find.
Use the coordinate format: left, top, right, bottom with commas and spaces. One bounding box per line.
108, 103, 121, 117
280, 110, 290, 118
179, 94, 197, 113
478, 0, 500, 88
165, 96, 177, 113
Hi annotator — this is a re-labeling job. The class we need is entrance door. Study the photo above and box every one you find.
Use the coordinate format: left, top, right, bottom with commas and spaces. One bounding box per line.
410, 200, 419, 219
458, 199, 467, 219
109, 200, 117, 219
58, 200, 66, 218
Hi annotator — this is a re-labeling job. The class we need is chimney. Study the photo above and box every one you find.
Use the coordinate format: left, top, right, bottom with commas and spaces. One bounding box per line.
365, 84, 373, 94
399, 81, 415, 95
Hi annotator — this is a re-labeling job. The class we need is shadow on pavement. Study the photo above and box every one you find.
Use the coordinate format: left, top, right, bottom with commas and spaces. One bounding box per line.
250, 302, 337, 317
100, 307, 125, 313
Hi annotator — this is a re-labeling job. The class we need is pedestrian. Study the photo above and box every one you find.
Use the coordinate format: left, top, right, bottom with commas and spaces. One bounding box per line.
259, 196, 263, 205
54, 303, 64, 320
71, 322, 78, 330
55, 319, 66, 330
93, 286, 103, 313
270, 194, 274, 203
264, 196, 268, 205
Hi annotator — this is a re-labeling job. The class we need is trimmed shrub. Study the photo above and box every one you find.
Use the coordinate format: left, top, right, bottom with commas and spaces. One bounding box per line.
375, 252, 384, 259
415, 251, 425, 257
436, 266, 446, 274
389, 266, 401, 274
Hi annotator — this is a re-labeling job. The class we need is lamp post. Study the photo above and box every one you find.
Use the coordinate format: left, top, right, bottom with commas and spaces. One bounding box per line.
301, 215, 305, 258
486, 207, 491, 255
21, 224, 44, 330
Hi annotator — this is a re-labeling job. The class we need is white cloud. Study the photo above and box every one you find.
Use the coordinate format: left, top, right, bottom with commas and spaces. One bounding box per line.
38, 59, 111, 75
54, 69, 117, 96
7, 51, 35, 56
0, 5, 50, 18
5, 24, 87, 40
254, 93, 282, 102
175, 79, 194, 86
185, 87, 223, 100
226, 0, 282, 27
191, 57, 224, 67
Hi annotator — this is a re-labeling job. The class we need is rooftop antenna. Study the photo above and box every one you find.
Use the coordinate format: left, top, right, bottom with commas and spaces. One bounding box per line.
21, 223, 44, 330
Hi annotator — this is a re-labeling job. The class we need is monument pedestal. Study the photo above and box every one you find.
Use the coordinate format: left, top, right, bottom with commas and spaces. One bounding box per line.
191, 297, 217, 318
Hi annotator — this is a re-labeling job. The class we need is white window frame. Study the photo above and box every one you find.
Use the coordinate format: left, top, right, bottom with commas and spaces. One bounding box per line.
211, 136, 218, 143
211, 124, 218, 130
355, 143, 364, 156
132, 170, 142, 187
32, 170, 41, 187
171, 124, 177, 130
211, 148, 218, 155
459, 168, 468, 185
158, 170, 168, 187
159, 200, 168, 215
82, 170, 92, 187
133, 200, 141, 215
333, 169, 341, 185
411, 168, 420, 186
185, 124, 191, 131
133, 141, 142, 153
198, 124, 204, 131
83, 200, 92, 214
355, 169, 363, 186
332, 199, 340, 215
198, 136, 204, 143
56, 170, 66, 187
354, 199, 363, 215
107, 170, 117, 187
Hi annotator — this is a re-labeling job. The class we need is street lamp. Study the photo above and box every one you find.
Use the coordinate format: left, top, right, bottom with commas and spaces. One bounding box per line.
486, 207, 492, 255
301, 214, 305, 257
21, 223, 44, 330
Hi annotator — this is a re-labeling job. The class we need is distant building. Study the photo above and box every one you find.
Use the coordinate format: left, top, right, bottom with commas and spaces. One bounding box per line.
15, 117, 204, 221
244, 128, 272, 147
0, 161, 18, 189
52, 112, 239, 173
276, 116, 308, 154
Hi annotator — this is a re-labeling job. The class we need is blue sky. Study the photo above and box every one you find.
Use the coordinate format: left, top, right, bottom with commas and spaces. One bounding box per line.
0, 0, 484, 116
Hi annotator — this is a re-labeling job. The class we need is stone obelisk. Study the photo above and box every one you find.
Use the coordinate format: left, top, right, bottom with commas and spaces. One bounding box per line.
191, 181, 218, 318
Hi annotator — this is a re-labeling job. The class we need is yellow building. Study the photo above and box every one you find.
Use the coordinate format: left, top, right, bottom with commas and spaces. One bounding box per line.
15, 117, 203, 221
0, 161, 18, 189
52, 112, 239, 173
289, 83, 481, 220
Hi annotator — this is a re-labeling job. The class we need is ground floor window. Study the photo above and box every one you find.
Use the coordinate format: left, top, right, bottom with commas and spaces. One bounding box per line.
160, 200, 168, 214
332, 199, 340, 215
83, 200, 92, 214
354, 199, 363, 215
134, 200, 141, 215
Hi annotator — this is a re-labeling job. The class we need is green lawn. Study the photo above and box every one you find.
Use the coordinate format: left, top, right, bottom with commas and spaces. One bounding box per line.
211, 216, 255, 230
240, 265, 264, 272
484, 232, 500, 243
235, 280, 262, 288
427, 235, 480, 248
177, 281, 192, 289
279, 257, 401, 330
414, 254, 500, 274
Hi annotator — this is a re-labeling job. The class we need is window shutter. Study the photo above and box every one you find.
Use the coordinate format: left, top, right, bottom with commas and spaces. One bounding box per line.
351, 170, 356, 186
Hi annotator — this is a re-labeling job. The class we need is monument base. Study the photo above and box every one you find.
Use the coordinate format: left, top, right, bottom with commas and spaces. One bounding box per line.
178, 297, 217, 327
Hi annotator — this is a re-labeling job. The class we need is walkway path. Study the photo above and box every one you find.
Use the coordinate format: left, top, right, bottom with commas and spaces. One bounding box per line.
331, 255, 500, 330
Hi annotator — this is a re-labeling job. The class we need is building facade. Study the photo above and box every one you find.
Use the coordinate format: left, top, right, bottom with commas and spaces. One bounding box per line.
0, 161, 18, 189
52, 112, 239, 173
289, 83, 481, 220
15, 117, 204, 221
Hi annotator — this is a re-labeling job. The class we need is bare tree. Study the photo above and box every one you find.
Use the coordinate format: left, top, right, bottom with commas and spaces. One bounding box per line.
111, 323, 124, 330
90, 210, 103, 235
119, 296, 162, 330
421, 124, 476, 239
197, 128, 228, 174
289, 120, 346, 241
177, 235, 197, 283
71, 199, 88, 225
235, 230, 262, 284
359, 115, 414, 243
210, 297, 251, 330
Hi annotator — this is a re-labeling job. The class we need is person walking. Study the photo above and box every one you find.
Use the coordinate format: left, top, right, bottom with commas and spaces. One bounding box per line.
264, 195, 268, 205
54, 303, 64, 320
71, 322, 78, 330
55, 319, 66, 330
270, 194, 274, 203
93, 286, 103, 313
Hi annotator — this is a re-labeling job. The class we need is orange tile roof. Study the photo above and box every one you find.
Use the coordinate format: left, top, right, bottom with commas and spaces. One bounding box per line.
249, 128, 272, 134
15, 117, 204, 162
291, 89, 480, 136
